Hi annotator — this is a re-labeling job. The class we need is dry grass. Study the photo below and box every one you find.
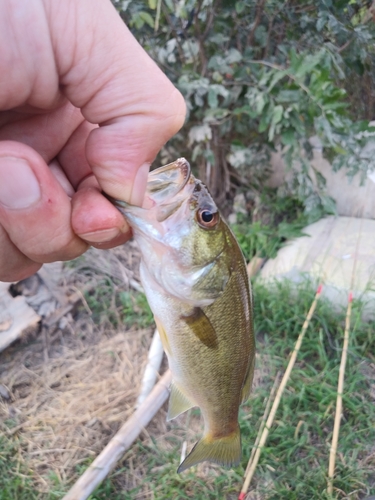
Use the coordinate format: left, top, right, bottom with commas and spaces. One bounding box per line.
0, 243, 160, 494
1, 330, 152, 489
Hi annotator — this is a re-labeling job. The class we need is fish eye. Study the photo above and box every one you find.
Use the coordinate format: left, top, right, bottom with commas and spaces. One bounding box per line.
197, 208, 220, 229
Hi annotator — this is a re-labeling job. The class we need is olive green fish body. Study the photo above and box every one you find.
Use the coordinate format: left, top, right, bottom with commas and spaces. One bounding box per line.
110, 158, 255, 472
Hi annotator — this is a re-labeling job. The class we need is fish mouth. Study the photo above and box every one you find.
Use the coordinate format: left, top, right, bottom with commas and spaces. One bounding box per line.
144, 158, 191, 207
104, 158, 191, 221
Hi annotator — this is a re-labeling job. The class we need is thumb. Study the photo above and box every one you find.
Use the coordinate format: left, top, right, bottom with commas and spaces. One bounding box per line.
0, 141, 87, 267
49, 0, 186, 205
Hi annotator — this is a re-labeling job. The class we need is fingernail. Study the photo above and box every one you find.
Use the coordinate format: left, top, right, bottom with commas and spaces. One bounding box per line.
79, 227, 121, 243
130, 162, 150, 206
0, 157, 41, 209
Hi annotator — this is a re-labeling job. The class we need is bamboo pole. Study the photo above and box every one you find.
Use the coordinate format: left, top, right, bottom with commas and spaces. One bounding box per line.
327, 214, 363, 495
239, 284, 323, 500
244, 371, 282, 478
62, 370, 172, 500
327, 292, 353, 495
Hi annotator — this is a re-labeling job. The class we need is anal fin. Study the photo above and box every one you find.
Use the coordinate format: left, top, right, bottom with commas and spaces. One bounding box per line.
167, 382, 196, 421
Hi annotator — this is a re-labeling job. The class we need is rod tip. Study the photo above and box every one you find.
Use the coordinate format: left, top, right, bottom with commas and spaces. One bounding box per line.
317, 284, 323, 294
238, 493, 246, 500
349, 291, 353, 303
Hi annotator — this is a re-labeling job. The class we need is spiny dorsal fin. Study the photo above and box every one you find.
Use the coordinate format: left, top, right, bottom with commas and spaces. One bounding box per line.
178, 426, 241, 473
182, 307, 218, 349
167, 381, 196, 421
241, 355, 255, 404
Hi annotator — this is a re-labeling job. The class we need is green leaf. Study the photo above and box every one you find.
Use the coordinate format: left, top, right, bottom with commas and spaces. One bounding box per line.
259, 112, 270, 133
139, 11, 154, 28
268, 70, 288, 92
148, 0, 157, 9
268, 105, 283, 140
208, 88, 218, 108
235, 1, 246, 14
281, 129, 296, 146
272, 105, 284, 125
226, 48, 242, 64
294, 53, 322, 79
277, 90, 301, 103
233, 105, 252, 116
321, 195, 337, 215
316, 14, 327, 32
256, 94, 266, 114
254, 25, 267, 48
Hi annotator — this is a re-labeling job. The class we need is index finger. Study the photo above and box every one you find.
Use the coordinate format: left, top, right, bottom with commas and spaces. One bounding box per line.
48, 0, 186, 205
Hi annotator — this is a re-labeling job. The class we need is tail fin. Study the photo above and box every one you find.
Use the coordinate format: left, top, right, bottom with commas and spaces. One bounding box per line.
177, 427, 241, 473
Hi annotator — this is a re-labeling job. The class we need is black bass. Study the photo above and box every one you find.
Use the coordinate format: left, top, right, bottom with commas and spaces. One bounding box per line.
109, 158, 255, 472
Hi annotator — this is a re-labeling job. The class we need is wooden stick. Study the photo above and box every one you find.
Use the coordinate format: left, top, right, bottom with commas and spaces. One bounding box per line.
136, 328, 164, 407
239, 284, 323, 500
62, 369, 172, 500
327, 292, 353, 495
244, 371, 282, 478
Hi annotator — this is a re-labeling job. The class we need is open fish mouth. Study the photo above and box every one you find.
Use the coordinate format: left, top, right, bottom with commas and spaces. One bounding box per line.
104, 158, 191, 213
144, 158, 191, 207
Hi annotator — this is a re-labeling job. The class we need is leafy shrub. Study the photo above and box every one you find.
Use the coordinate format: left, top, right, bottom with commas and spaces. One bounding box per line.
113, 0, 375, 215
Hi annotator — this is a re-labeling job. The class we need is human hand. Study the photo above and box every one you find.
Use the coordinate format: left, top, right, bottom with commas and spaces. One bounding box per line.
0, 0, 186, 282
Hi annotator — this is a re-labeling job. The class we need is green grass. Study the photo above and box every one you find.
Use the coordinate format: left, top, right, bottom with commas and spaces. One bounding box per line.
119, 290, 154, 329
84, 278, 153, 329
2, 279, 375, 499
232, 190, 316, 260
0, 436, 38, 500
241, 280, 375, 499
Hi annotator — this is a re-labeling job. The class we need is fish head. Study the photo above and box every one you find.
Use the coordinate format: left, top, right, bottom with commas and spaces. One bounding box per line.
111, 158, 234, 306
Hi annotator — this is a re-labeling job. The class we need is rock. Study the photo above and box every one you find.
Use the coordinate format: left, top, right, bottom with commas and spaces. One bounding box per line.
260, 216, 375, 318
0, 282, 41, 353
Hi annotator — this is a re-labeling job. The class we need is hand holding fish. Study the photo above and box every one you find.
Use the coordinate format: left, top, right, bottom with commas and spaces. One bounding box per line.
110, 158, 255, 472
0, 0, 185, 282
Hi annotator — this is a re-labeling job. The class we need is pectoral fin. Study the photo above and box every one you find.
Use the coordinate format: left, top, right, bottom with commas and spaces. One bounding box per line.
241, 355, 255, 404
167, 382, 196, 421
182, 308, 218, 349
